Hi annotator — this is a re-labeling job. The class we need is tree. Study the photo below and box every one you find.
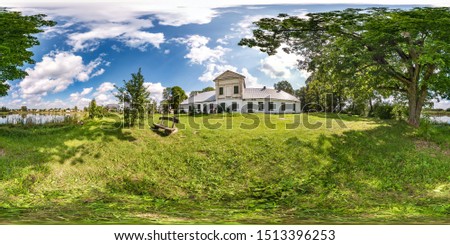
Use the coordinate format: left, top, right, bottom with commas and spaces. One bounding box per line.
21, 106, 27, 112
239, 7, 450, 127
189, 86, 215, 97
0, 9, 56, 96
162, 86, 188, 113
274, 80, 294, 95
201, 86, 215, 92
115, 68, 150, 126
88, 99, 100, 119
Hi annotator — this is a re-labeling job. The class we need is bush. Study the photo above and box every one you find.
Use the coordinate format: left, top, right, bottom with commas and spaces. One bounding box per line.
392, 104, 408, 120
373, 103, 394, 119
447, 108, 450, 112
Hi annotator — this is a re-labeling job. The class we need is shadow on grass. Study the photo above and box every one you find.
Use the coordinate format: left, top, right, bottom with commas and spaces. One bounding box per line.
0, 120, 137, 182
284, 122, 450, 222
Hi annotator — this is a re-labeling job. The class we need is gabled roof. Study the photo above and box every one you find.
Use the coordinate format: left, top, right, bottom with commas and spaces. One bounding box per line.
213, 70, 245, 82
180, 91, 215, 105
243, 88, 299, 102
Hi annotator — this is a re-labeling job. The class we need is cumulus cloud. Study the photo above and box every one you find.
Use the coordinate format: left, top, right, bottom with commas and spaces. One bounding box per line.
67, 19, 165, 52
19, 51, 104, 99
69, 87, 93, 108
198, 64, 238, 82
174, 35, 230, 65
154, 8, 218, 26
93, 82, 117, 105
259, 46, 310, 80
144, 82, 166, 103
241, 68, 261, 87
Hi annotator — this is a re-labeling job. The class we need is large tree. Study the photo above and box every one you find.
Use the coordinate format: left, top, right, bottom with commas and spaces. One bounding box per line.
163, 86, 187, 112
239, 7, 450, 127
0, 9, 55, 96
274, 80, 294, 94
115, 68, 150, 126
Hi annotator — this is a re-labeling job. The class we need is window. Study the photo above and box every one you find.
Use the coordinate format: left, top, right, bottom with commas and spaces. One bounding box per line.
197, 104, 201, 110
232, 102, 238, 111
219, 87, 224, 95
234, 85, 239, 94
293, 103, 296, 112
219, 103, 226, 113
269, 102, 275, 111
281, 102, 286, 112
258, 102, 264, 111
247, 102, 253, 113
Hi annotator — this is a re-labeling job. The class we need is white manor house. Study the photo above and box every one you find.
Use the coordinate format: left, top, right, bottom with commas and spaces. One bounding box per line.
180, 70, 300, 114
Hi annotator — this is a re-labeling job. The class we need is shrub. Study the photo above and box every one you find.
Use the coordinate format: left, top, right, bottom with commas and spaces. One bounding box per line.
373, 103, 394, 119
446, 108, 450, 112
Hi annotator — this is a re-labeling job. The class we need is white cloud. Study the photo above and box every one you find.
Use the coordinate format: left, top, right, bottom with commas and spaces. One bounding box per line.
93, 82, 117, 105
69, 87, 93, 108
154, 8, 218, 26
216, 38, 229, 45
198, 64, 238, 82
91, 68, 105, 78
231, 15, 273, 38
175, 35, 230, 65
144, 82, 166, 103
19, 51, 104, 99
81, 87, 93, 96
241, 68, 261, 87
259, 46, 310, 80
67, 19, 165, 52
164, 49, 171, 54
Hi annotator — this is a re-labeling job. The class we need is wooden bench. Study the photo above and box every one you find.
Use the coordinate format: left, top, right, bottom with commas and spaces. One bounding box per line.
152, 116, 179, 134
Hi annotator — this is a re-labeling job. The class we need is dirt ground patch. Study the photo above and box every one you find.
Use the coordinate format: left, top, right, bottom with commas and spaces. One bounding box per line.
415, 140, 450, 156
0, 148, 5, 156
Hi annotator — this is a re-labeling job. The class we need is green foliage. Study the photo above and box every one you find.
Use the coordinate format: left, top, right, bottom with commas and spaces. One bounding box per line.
0, 10, 56, 96
240, 7, 450, 126
373, 102, 394, 119
20, 106, 27, 112
115, 68, 150, 126
274, 80, 294, 95
162, 86, 188, 112
88, 99, 102, 119
447, 108, 450, 112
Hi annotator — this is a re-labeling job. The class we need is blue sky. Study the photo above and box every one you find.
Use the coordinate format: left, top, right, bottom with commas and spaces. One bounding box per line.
1, 0, 449, 109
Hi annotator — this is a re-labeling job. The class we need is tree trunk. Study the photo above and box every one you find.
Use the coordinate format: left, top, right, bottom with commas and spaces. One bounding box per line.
407, 85, 427, 128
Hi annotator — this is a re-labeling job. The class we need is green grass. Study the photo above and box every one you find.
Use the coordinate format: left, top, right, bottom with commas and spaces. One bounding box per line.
0, 113, 449, 224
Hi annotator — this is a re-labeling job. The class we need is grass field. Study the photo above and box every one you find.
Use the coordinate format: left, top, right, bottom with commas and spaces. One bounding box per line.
0, 113, 449, 224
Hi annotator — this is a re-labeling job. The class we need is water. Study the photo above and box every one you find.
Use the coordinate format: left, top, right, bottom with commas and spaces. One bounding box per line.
429, 116, 450, 124
0, 114, 77, 125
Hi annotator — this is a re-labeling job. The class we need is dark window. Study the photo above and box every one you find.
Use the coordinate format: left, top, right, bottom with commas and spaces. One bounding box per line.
258, 102, 264, 111
197, 104, 201, 110
281, 102, 286, 112
293, 103, 296, 112
269, 102, 275, 111
247, 102, 253, 113
219, 87, 224, 95
232, 102, 238, 111
234, 86, 239, 94
218, 103, 226, 113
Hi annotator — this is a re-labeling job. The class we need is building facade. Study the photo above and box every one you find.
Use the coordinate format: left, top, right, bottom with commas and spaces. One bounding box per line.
180, 70, 300, 113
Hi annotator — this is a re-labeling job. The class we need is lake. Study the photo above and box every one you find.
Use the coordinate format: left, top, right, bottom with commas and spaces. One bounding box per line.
0, 114, 78, 125
430, 115, 450, 124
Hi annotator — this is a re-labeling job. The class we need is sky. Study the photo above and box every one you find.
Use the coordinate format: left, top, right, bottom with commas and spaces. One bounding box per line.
1, 0, 449, 109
